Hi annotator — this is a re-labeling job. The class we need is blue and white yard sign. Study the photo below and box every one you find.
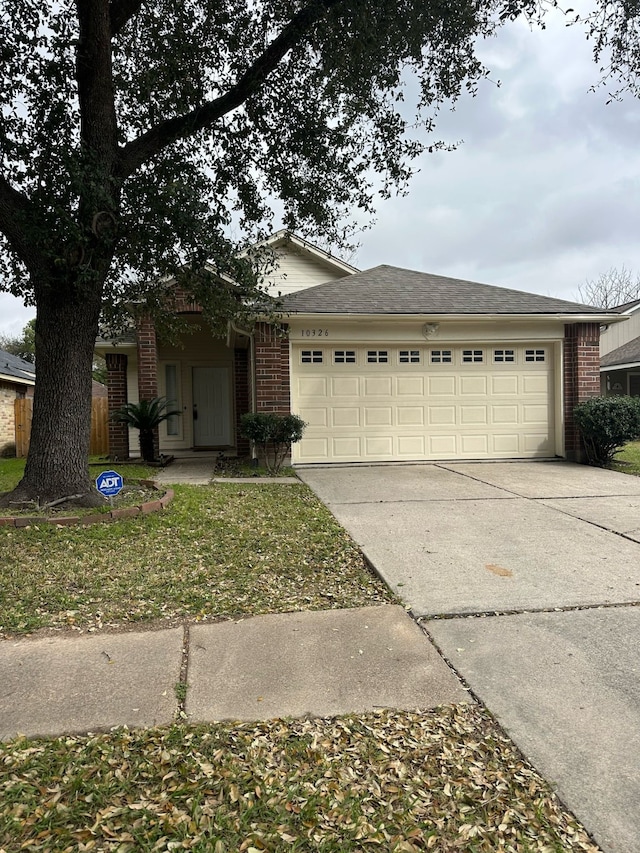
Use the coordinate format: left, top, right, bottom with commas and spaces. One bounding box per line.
95, 470, 124, 498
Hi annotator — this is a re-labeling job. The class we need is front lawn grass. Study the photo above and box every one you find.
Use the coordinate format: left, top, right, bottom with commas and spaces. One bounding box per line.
0, 481, 393, 636
0, 706, 598, 853
612, 440, 640, 476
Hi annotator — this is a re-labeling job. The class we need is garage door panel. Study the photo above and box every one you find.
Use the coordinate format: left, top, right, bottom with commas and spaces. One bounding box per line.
492, 434, 520, 453
364, 407, 393, 426
398, 436, 426, 455
333, 437, 361, 458
523, 433, 553, 453
298, 377, 327, 396
492, 405, 519, 424
332, 377, 359, 396
332, 408, 360, 427
298, 437, 329, 460
522, 375, 548, 394
492, 375, 519, 395
428, 406, 456, 425
300, 407, 328, 427
460, 406, 488, 425
429, 376, 456, 396
364, 435, 394, 456
364, 376, 393, 396
397, 376, 425, 396
429, 435, 457, 455
522, 404, 548, 424
460, 376, 487, 395
397, 406, 424, 426
461, 435, 489, 454
291, 343, 555, 463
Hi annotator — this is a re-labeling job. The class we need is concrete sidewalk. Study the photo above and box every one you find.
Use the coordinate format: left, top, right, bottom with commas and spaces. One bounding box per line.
0, 604, 469, 741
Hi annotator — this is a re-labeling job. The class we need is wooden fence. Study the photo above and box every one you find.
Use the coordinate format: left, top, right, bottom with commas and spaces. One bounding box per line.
14, 397, 109, 457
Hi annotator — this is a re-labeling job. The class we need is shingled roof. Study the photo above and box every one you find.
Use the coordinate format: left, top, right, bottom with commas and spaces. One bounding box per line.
0, 349, 36, 385
281, 265, 614, 316
601, 336, 640, 369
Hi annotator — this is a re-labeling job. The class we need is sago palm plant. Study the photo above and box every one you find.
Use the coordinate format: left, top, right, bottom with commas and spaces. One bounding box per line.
110, 397, 181, 462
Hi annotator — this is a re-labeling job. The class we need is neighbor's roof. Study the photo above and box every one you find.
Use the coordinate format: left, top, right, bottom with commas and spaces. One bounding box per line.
611, 298, 640, 314
0, 349, 36, 385
600, 336, 640, 370
280, 265, 620, 316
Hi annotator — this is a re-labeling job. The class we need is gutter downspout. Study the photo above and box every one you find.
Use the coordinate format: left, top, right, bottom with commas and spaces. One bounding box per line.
228, 321, 258, 464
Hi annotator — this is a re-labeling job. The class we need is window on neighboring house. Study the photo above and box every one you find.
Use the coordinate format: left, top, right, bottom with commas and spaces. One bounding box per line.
367, 350, 389, 363
399, 350, 421, 363
525, 349, 546, 362
301, 350, 323, 364
165, 364, 180, 436
462, 349, 484, 363
430, 349, 452, 364
334, 350, 356, 363
494, 349, 515, 363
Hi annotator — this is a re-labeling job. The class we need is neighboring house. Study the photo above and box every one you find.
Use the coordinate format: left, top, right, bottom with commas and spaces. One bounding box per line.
96, 231, 622, 464
0, 349, 36, 455
599, 298, 640, 397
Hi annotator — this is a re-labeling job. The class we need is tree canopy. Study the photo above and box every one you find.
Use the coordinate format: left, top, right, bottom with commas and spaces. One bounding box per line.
0, 0, 639, 504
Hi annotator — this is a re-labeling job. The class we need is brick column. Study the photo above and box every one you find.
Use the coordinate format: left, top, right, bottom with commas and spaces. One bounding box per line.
106, 352, 129, 460
254, 323, 291, 414
136, 316, 160, 459
234, 347, 250, 456
563, 322, 601, 461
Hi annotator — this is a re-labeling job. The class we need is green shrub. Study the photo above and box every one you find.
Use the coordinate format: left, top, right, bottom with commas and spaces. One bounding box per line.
573, 395, 640, 467
240, 413, 306, 474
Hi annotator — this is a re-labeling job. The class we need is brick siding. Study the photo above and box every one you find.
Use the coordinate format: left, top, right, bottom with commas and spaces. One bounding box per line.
0, 383, 17, 451
234, 347, 250, 456
106, 353, 129, 459
136, 316, 160, 459
254, 322, 291, 415
564, 322, 601, 461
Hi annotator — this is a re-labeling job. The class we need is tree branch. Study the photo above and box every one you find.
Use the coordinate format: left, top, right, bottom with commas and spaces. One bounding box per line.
0, 176, 46, 272
116, 0, 343, 179
76, 0, 118, 160
110, 0, 143, 36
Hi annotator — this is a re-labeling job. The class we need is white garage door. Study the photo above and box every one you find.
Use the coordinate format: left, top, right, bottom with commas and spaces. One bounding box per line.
291, 343, 555, 463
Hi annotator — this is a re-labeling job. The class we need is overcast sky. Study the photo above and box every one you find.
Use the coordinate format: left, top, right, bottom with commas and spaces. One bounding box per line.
2, 6, 640, 337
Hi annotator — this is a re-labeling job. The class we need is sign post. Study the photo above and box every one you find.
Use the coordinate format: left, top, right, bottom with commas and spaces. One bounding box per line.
95, 470, 124, 507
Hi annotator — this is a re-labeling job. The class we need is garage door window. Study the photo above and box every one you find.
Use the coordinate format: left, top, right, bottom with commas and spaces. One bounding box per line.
367, 350, 389, 363
430, 349, 452, 364
301, 350, 323, 364
334, 350, 356, 364
494, 349, 515, 363
525, 349, 546, 362
399, 350, 421, 363
462, 349, 484, 363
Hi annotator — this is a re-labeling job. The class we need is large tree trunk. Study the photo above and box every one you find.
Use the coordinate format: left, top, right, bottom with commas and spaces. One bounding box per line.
0, 276, 105, 509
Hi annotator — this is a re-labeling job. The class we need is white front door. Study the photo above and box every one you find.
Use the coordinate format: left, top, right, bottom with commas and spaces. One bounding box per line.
192, 366, 232, 447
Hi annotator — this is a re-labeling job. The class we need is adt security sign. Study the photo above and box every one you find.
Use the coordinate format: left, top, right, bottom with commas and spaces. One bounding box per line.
96, 470, 124, 498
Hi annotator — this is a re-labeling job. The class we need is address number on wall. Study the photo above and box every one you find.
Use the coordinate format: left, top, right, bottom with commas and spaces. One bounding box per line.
300, 329, 329, 337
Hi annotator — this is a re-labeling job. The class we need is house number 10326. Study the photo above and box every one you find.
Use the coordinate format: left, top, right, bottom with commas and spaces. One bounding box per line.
301, 329, 329, 337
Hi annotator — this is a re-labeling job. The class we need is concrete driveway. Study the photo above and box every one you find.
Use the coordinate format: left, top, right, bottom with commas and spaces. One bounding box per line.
299, 461, 640, 853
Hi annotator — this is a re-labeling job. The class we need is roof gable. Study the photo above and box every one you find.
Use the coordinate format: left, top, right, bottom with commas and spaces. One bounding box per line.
281, 265, 615, 316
